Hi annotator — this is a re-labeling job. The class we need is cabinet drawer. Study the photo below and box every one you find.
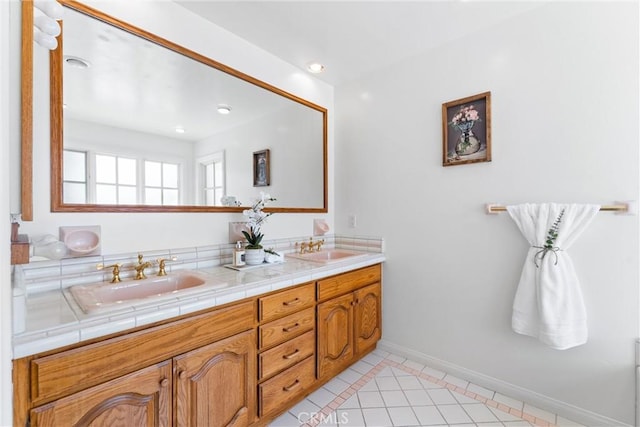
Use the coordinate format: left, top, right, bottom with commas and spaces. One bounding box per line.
259, 307, 314, 349
258, 330, 315, 381
317, 264, 381, 301
259, 282, 315, 322
258, 356, 315, 417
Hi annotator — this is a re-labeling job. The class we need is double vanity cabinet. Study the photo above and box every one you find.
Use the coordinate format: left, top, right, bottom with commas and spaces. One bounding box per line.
13, 263, 382, 427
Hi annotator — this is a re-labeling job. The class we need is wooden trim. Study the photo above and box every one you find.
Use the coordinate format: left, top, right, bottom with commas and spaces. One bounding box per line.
50, 0, 329, 214
13, 358, 31, 427
20, 0, 33, 221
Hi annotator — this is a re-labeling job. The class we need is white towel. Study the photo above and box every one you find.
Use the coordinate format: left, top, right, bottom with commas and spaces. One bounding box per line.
506, 203, 600, 350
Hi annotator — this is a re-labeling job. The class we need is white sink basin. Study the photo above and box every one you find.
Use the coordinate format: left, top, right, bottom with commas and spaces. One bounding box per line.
69, 271, 226, 314
286, 249, 369, 264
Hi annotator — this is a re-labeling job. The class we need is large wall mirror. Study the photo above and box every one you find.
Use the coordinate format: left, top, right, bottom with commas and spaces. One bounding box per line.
45, 0, 327, 213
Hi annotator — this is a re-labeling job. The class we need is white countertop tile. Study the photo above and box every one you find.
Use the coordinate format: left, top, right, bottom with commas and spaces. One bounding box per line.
13, 253, 385, 358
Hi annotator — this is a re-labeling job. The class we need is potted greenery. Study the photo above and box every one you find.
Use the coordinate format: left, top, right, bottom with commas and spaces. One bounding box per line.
241, 193, 276, 265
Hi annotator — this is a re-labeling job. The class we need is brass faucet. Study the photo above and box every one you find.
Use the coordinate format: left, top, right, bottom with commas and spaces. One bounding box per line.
156, 256, 177, 276
134, 254, 153, 280
296, 237, 325, 254
98, 263, 122, 283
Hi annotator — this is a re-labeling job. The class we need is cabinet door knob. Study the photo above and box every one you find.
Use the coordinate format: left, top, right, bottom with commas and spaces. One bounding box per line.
282, 349, 300, 360
178, 370, 187, 379
160, 378, 169, 387
282, 379, 300, 392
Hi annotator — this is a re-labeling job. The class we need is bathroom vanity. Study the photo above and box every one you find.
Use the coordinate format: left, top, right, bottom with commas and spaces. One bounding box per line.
12, 258, 383, 426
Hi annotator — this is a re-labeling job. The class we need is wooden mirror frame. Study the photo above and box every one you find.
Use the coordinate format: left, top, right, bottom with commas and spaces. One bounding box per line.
24, 0, 328, 216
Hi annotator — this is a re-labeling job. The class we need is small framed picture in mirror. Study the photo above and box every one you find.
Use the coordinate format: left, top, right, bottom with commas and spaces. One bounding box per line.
442, 91, 491, 167
253, 149, 270, 186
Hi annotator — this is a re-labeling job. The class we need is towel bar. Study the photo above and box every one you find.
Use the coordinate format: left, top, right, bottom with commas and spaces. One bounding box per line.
485, 202, 633, 215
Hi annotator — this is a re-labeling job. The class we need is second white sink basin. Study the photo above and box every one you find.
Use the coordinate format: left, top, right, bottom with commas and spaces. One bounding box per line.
69, 270, 226, 314
286, 249, 368, 264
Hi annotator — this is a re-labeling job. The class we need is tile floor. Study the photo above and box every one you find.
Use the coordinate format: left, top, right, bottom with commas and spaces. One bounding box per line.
269, 349, 583, 427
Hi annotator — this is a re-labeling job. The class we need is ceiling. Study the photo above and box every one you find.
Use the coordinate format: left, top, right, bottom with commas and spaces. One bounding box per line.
175, 1, 544, 86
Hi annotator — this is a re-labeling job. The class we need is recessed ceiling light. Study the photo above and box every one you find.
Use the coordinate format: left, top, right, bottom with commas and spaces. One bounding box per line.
64, 55, 90, 69
307, 62, 325, 74
175, 126, 185, 134
217, 104, 232, 115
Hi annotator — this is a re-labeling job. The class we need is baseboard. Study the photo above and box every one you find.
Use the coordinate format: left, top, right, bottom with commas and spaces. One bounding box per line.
378, 339, 630, 427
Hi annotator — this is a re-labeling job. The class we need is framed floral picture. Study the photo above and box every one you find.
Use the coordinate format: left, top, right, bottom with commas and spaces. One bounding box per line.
442, 91, 491, 167
253, 149, 270, 186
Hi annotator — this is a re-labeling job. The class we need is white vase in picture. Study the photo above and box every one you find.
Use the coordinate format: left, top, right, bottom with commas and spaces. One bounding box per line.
244, 248, 265, 265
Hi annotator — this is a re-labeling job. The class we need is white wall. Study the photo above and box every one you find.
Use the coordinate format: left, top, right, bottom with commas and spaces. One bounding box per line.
335, 2, 638, 425
19, 0, 334, 254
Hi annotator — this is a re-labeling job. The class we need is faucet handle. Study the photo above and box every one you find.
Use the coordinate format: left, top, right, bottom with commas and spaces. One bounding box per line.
97, 263, 122, 283
156, 256, 178, 276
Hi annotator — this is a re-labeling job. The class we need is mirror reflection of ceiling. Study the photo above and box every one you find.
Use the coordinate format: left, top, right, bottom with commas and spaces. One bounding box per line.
175, 1, 545, 86
63, 7, 293, 142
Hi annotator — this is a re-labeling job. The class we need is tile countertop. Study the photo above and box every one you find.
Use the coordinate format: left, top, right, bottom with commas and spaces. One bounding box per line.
13, 253, 385, 359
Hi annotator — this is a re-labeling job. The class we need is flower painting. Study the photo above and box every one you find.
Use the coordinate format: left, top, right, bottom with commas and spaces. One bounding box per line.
442, 92, 491, 166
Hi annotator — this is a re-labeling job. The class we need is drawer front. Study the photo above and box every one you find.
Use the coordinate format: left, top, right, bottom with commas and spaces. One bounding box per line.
317, 264, 381, 302
259, 307, 314, 349
30, 301, 255, 405
259, 282, 315, 322
258, 356, 315, 417
258, 330, 315, 381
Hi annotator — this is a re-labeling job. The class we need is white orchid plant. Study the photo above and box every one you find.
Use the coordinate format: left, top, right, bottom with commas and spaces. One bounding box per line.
242, 192, 276, 249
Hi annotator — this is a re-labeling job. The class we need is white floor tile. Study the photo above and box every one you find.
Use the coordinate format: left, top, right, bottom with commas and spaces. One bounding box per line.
362, 352, 385, 366
324, 377, 351, 395
502, 421, 533, 426
269, 411, 301, 427
358, 390, 385, 408
402, 359, 426, 371
438, 404, 473, 424
371, 348, 390, 358
385, 354, 406, 364
359, 379, 380, 392
404, 389, 434, 406
308, 387, 337, 408
396, 375, 423, 390
443, 373, 469, 389
288, 399, 321, 421
339, 368, 365, 384
488, 406, 525, 422
362, 408, 393, 426
390, 367, 412, 377
375, 376, 401, 391
523, 403, 556, 424
419, 377, 445, 389
493, 392, 524, 411
387, 406, 420, 426
427, 389, 458, 405
380, 390, 410, 407
451, 390, 477, 404
467, 382, 495, 400
339, 394, 361, 409
421, 366, 447, 379
461, 403, 500, 423
376, 367, 394, 377
351, 360, 375, 375
412, 405, 446, 425
337, 408, 366, 427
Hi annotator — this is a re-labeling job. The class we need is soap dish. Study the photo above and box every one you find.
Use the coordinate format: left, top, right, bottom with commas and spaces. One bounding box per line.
59, 225, 101, 257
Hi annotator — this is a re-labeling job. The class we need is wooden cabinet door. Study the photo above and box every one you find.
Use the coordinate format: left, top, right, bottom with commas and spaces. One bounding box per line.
317, 293, 354, 380
30, 361, 171, 427
354, 283, 382, 355
174, 330, 256, 427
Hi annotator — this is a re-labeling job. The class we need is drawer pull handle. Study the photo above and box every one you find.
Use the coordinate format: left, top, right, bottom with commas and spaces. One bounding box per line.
283, 379, 300, 392
283, 298, 300, 306
160, 378, 169, 387
283, 349, 300, 360
283, 323, 300, 333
